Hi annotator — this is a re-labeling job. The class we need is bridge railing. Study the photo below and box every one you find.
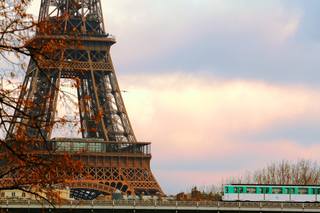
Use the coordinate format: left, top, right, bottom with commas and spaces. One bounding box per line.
2, 199, 320, 209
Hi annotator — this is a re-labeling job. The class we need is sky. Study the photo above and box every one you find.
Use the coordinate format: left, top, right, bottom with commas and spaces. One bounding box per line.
25, 0, 320, 194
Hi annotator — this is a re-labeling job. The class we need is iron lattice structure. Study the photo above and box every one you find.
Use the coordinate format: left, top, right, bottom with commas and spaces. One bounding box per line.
6, 0, 163, 199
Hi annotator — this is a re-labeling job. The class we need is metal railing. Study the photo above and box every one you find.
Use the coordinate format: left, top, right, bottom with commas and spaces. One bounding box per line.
1, 199, 320, 210
50, 138, 151, 155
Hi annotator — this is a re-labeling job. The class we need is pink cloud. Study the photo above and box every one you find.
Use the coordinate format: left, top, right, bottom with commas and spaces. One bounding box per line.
118, 73, 320, 193
121, 73, 320, 141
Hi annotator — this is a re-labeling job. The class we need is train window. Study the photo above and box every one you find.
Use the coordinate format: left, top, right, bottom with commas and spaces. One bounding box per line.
261, 187, 271, 193
225, 187, 229, 193
313, 188, 320, 194
298, 188, 308, 194
247, 187, 257, 193
234, 187, 244, 193
287, 188, 295, 194
272, 188, 282, 194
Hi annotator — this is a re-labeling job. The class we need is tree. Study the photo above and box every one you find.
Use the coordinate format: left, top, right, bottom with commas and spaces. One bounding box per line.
176, 186, 222, 201
0, 0, 82, 202
230, 160, 320, 185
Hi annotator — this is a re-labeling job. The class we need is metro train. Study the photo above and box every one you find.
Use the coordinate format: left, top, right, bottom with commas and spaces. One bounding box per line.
223, 184, 320, 202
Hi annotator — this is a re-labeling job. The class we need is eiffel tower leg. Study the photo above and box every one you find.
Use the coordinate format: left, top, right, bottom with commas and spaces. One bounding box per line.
7, 61, 61, 141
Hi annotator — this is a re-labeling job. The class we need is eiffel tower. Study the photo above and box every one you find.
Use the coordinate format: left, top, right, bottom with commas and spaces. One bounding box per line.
6, 0, 163, 200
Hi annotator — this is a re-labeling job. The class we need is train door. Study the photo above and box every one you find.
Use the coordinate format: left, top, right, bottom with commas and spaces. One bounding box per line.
261, 187, 266, 201
234, 186, 240, 201
314, 188, 320, 202
289, 188, 291, 201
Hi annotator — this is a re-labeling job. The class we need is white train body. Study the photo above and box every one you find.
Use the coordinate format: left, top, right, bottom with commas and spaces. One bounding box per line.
223, 184, 320, 202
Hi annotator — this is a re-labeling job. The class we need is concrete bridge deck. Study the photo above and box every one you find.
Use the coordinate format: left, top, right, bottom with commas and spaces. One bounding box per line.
1, 200, 320, 212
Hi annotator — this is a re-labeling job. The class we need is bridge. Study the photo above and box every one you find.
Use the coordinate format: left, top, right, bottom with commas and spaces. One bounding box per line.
1, 200, 320, 212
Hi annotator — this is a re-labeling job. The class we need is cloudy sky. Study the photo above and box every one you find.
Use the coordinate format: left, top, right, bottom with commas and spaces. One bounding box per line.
27, 0, 320, 194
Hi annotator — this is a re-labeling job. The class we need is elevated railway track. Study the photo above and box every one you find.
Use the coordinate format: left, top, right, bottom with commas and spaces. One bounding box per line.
1, 200, 320, 212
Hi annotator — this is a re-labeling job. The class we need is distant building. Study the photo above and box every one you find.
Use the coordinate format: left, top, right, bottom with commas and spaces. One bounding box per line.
0, 189, 71, 200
